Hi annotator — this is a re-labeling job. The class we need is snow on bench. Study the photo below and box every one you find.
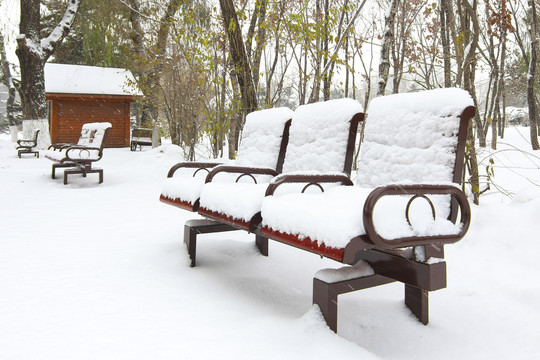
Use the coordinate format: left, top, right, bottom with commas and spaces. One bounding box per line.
43, 122, 112, 184
159, 107, 294, 211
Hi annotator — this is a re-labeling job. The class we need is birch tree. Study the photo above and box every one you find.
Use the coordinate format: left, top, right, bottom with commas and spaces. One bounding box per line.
377, 0, 399, 95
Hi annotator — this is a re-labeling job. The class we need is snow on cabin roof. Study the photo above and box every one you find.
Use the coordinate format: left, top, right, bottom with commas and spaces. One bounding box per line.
44, 63, 142, 96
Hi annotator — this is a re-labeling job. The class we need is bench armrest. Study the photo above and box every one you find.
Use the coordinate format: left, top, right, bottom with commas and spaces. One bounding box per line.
205, 165, 279, 184
65, 145, 103, 161
49, 143, 74, 150
265, 173, 353, 196
167, 162, 222, 178
362, 184, 471, 249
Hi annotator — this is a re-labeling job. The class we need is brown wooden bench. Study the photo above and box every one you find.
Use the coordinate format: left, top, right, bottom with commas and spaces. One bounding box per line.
16, 129, 40, 158
182, 89, 475, 332
43, 122, 112, 185
131, 128, 157, 151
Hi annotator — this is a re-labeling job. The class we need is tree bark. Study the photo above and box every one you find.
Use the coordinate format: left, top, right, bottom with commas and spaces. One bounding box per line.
128, 0, 183, 127
246, 0, 268, 91
16, 0, 81, 120
219, 0, 258, 115
528, 0, 540, 150
461, 0, 481, 204
440, 0, 452, 87
377, 0, 399, 96
0, 31, 17, 141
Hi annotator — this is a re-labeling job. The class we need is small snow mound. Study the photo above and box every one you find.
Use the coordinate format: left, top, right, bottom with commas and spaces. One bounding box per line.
300, 305, 332, 333
146, 144, 184, 158
315, 260, 374, 283
512, 184, 540, 204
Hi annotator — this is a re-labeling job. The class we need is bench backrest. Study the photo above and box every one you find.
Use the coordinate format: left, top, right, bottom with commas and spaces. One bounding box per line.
281, 98, 364, 176
235, 107, 294, 172
78, 122, 112, 148
357, 88, 475, 222
357, 88, 474, 187
31, 129, 40, 142
132, 128, 153, 139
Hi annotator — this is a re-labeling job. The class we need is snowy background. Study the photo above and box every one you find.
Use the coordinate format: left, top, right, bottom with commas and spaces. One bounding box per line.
0, 126, 539, 359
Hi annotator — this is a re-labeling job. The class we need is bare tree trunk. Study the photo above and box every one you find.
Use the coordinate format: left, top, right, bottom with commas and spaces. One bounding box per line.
16, 0, 81, 149
128, 0, 183, 127
246, 0, 268, 91
228, 67, 243, 159
440, 0, 452, 87
461, 0, 481, 204
308, 0, 323, 103
16, 0, 81, 120
345, 20, 350, 98
449, 0, 462, 87
322, 0, 331, 101
487, 36, 500, 150
528, 0, 540, 150
264, 2, 286, 107
492, 27, 507, 149
0, 31, 17, 141
499, 1, 508, 139
377, 0, 399, 96
220, 0, 258, 116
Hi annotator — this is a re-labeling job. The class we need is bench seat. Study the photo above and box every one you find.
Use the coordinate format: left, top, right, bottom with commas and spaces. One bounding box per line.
182, 89, 476, 332
260, 183, 464, 261
43, 147, 103, 162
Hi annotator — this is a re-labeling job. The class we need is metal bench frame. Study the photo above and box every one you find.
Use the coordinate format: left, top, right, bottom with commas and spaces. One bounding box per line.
16, 129, 40, 158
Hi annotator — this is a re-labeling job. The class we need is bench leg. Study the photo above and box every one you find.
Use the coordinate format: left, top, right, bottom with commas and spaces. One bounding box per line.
313, 278, 339, 332
255, 234, 268, 256
313, 272, 394, 333
52, 163, 73, 179
183, 219, 238, 267
184, 224, 198, 267
405, 284, 429, 325
63, 167, 103, 185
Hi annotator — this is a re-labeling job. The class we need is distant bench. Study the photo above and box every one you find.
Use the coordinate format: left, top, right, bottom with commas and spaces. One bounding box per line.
43, 122, 111, 185
16, 129, 40, 158
131, 128, 160, 151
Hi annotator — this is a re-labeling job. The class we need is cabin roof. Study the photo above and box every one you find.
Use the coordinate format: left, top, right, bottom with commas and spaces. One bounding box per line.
44, 63, 142, 96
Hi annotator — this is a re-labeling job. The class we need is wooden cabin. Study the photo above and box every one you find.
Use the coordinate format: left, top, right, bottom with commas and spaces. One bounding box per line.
45, 63, 141, 147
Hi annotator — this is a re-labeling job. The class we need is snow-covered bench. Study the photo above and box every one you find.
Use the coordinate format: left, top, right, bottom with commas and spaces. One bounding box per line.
130, 128, 159, 151
159, 107, 294, 212
184, 89, 475, 332
43, 122, 112, 185
16, 129, 40, 158
259, 88, 475, 331
184, 98, 364, 265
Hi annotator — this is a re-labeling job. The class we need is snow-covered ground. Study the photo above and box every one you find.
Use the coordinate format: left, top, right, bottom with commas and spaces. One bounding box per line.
0, 127, 539, 359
